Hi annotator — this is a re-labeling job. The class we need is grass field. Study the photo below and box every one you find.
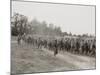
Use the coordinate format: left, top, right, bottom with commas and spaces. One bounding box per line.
11, 37, 96, 74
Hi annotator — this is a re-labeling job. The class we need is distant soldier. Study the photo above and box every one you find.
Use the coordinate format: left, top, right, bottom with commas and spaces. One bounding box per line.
82, 41, 89, 55
92, 41, 96, 56
43, 39, 47, 48
48, 41, 52, 50
27, 35, 32, 44
89, 40, 96, 56
54, 39, 58, 56
75, 39, 80, 53
37, 37, 43, 49
59, 39, 64, 51
64, 39, 70, 51
34, 39, 38, 48
21, 33, 26, 42
17, 34, 21, 45
71, 39, 76, 53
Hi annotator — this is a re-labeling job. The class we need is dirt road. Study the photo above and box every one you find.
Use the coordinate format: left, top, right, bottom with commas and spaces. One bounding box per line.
11, 40, 96, 74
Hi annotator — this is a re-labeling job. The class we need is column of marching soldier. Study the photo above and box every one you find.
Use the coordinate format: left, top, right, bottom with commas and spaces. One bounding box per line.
17, 34, 96, 57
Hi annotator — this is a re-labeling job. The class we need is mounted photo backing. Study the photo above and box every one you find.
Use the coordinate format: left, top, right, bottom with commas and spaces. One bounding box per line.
11, 0, 96, 74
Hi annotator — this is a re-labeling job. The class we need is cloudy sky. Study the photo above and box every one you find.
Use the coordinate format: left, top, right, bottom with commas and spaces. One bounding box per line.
12, 1, 95, 35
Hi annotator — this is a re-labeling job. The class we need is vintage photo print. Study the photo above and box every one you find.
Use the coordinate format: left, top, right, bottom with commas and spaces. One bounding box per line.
11, 0, 96, 74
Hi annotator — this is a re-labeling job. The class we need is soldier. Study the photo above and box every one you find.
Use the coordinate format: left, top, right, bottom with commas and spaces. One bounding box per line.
54, 39, 58, 56
43, 39, 47, 48
64, 39, 68, 51
37, 38, 41, 49
75, 39, 80, 54
17, 34, 21, 45
34, 38, 38, 48
37, 37, 43, 49
71, 39, 76, 53
27, 35, 32, 44
89, 39, 96, 56
59, 39, 64, 51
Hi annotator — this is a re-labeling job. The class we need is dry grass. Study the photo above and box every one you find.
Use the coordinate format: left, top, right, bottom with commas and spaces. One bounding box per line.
11, 37, 96, 74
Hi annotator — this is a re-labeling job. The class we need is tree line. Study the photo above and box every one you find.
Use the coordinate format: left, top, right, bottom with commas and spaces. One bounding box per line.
11, 13, 62, 37
11, 13, 95, 38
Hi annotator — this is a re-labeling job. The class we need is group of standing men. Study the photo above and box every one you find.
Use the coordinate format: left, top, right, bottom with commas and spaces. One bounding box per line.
17, 34, 96, 57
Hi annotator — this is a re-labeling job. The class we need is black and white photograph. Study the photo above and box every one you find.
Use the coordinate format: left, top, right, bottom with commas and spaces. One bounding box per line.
11, 0, 96, 74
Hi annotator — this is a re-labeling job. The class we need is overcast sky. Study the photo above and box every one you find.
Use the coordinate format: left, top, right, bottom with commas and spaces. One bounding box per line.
12, 1, 95, 35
